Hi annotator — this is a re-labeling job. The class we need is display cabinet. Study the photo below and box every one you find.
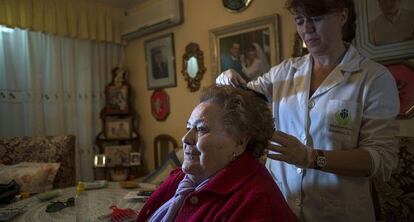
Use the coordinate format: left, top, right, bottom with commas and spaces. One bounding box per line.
94, 67, 142, 181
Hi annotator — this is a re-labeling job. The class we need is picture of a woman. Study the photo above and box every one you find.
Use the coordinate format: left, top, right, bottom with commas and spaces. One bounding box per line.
241, 43, 270, 80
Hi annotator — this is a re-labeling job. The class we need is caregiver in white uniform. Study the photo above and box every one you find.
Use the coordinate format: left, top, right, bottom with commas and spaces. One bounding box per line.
216, 0, 400, 221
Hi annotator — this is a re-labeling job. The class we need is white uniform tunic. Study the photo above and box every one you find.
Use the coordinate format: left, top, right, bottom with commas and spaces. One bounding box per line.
216, 45, 399, 222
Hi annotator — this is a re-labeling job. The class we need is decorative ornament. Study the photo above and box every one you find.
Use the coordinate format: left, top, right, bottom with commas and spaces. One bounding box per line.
151, 89, 170, 121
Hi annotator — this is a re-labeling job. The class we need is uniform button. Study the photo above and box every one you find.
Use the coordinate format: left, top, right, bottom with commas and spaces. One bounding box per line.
190, 196, 199, 204
308, 101, 315, 109
296, 168, 303, 174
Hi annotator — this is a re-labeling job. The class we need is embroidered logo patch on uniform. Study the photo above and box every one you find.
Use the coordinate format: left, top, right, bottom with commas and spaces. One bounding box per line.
335, 109, 351, 126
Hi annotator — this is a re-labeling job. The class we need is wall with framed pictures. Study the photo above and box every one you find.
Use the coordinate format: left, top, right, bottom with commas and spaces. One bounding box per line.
94, 67, 142, 181
122, 0, 310, 171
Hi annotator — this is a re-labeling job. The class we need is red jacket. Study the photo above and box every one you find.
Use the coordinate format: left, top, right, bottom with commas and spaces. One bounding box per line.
137, 153, 296, 222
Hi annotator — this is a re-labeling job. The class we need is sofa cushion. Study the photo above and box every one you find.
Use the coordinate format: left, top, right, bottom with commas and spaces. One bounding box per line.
0, 135, 76, 188
0, 162, 60, 193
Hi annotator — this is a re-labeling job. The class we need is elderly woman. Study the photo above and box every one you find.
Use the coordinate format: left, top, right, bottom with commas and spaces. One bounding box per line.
137, 85, 296, 222
216, 0, 399, 221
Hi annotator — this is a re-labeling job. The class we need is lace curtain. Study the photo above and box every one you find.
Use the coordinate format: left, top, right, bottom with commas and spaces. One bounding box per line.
0, 26, 121, 181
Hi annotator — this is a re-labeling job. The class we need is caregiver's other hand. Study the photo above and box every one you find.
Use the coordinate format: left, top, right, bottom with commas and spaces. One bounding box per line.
267, 131, 314, 168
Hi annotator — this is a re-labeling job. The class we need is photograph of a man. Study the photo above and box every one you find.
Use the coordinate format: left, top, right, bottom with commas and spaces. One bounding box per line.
369, 0, 414, 45
151, 48, 169, 79
221, 43, 248, 81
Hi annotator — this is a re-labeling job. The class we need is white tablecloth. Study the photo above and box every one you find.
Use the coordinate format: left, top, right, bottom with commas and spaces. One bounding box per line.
6, 182, 145, 222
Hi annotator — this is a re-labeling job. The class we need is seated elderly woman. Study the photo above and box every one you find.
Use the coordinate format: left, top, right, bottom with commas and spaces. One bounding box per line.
137, 85, 296, 222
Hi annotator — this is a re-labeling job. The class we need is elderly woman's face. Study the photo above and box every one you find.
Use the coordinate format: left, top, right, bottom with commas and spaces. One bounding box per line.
181, 102, 243, 182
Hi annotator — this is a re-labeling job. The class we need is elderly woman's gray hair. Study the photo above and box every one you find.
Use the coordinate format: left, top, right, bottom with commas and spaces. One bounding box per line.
200, 85, 274, 158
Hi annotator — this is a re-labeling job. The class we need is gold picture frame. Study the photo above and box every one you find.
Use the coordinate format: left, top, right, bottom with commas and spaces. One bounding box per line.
209, 14, 281, 81
354, 0, 414, 61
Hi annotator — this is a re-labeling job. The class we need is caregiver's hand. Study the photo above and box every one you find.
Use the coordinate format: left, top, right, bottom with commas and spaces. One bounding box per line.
215, 69, 247, 87
267, 131, 314, 168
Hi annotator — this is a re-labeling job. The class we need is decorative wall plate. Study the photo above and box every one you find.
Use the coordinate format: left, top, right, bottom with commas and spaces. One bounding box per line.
223, 0, 253, 12
151, 90, 170, 121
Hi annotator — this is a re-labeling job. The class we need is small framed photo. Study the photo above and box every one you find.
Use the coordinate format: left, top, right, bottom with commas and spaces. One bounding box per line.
354, 0, 414, 61
145, 33, 176, 89
104, 117, 132, 139
94, 154, 106, 167
130, 152, 141, 166
104, 145, 132, 166
383, 60, 414, 119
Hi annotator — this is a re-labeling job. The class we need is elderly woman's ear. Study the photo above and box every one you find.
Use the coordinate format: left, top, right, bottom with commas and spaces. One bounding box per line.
235, 136, 250, 155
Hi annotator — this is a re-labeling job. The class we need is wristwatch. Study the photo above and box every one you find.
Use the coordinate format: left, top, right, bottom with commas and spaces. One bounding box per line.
313, 150, 326, 170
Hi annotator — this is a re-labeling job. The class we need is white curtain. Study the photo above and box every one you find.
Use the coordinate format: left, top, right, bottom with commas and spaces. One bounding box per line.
0, 26, 122, 181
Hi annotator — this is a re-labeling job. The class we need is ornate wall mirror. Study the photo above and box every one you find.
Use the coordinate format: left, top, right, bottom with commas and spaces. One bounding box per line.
182, 42, 206, 92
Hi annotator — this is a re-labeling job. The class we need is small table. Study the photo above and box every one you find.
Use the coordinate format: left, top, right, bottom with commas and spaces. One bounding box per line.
6, 182, 145, 222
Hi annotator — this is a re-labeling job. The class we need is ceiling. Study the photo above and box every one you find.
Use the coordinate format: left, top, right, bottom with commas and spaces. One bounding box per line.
92, 0, 146, 10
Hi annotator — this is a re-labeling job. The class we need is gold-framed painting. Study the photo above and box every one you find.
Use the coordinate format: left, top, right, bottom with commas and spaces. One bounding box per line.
209, 14, 281, 81
354, 0, 414, 61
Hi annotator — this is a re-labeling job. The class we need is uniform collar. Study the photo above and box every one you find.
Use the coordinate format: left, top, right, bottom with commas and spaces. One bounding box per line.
201, 152, 260, 195
291, 44, 363, 99
291, 44, 362, 74
292, 53, 311, 71
337, 44, 362, 73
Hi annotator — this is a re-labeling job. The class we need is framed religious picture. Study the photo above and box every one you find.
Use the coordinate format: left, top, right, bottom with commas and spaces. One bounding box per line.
104, 67, 130, 114
354, 0, 414, 61
104, 117, 133, 139
209, 14, 280, 82
382, 60, 414, 119
145, 33, 177, 89
151, 89, 170, 121
104, 145, 132, 166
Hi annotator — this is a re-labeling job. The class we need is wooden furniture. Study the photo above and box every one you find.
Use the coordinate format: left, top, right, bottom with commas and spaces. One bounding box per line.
153, 134, 178, 168
94, 68, 141, 181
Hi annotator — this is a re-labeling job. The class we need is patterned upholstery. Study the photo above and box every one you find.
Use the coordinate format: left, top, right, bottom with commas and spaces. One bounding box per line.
0, 135, 76, 188
372, 136, 414, 222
